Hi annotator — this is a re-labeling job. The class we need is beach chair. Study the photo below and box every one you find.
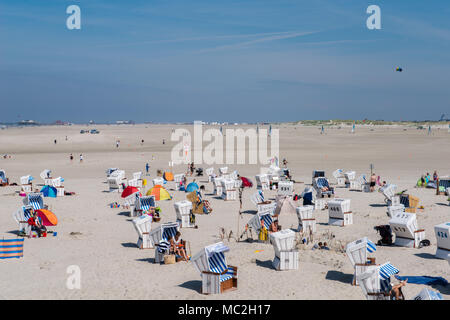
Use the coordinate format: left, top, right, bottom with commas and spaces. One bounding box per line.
230, 170, 238, 181
379, 184, 400, 206
173, 173, 185, 191
218, 167, 228, 175
149, 222, 179, 264
50, 177, 65, 196
108, 170, 127, 192
412, 288, 444, 300
438, 177, 450, 194
434, 222, 450, 260
346, 237, 377, 285
24, 192, 47, 210
40, 169, 53, 186
0, 169, 9, 186
350, 175, 367, 192
152, 177, 164, 187
221, 179, 236, 201
328, 198, 352, 226
213, 176, 224, 196
191, 242, 238, 294
132, 214, 153, 249
12, 205, 34, 236
389, 211, 425, 248
174, 200, 194, 228
332, 169, 346, 187
250, 191, 275, 214
387, 204, 405, 218
247, 211, 274, 236
313, 177, 334, 198
128, 172, 143, 188
255, 174, 270, 190
205, 167, 214, 182
399, 194, 420, 213
277, 181, 293, 197
296, 205, 316, 233
344, 171, 356, 187
356, 262, 399, 300
20, 175, 33, 193
312, 170, 325, 184
132, 195, 155, 217
270, 230, 298, 271
106, 168, 118, 178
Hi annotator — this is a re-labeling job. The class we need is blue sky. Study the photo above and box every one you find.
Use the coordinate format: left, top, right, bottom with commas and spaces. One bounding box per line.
0, 0, 449, 123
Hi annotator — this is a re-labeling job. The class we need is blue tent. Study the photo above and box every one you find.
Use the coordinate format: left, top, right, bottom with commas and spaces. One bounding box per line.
40, 185, 57, 198
185, 182, 199, 193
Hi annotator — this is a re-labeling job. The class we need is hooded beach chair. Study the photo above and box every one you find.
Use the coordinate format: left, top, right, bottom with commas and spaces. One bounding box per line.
312, 170, 325, 184
40, 169, 52, 185
191, 242, 238, 294
332, 169, 346, 187
399, 194, 420, 213
379, 184, 400, 206
296, 205, 316, 233
218, 167, 228, 175
277, 181, 293, 197
313, 177, 334, 198
247, 211, 274, 236
356, 262, 399, 300
328, 198, 352, 226
20, 175, 33, 193
434, 222, 450, 260
387, 204, 405, 218
213, 176, 224, 196
12, 205, 34, 236
346, 237, 377, 285
344, 171, 356, 186
255, 174, 270, 190
149, 222, 179, 263
152, 177, 164, 187
221, 179, 236, 201
250, 191, 276, 215
50, 177, 65, 196
270, 229, 298, 271
350, 175, 368, 192
128, 172, 143, 188
389, 211, 425, 248
106, 168, 118, 178
133, 214, 153, 249
205, 167, 214, 182
0, 169, 9, 186
108, 170, 127, 192
132, 195, 155, 217
174, 200, 195, 228
173, 173, 185, 191
24, 192, 47, 210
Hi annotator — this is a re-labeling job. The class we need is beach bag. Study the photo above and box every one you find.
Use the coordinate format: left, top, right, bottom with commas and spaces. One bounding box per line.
164, 254, 176, 264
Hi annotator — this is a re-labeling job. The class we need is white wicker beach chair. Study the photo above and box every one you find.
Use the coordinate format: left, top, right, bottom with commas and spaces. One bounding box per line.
221, 179, 236, 201
191, 242, 238, 294
434, 222, 450, 260
346, 237, 377, 285
174, 200, 194, 228
132, 195, 155, 217
379, 184, 400, 206
270, 230, 298, 271
23, 192, 46, 210
296, 205, 316, 233
132, 214, 153, 249
328, 198, 352, 226
389, 211, 425, 248
277, 181, 293, 197
356, 262, 399, 300
255, 174, 270, 190
150, 222, 180, 263
12, 205, 33, 235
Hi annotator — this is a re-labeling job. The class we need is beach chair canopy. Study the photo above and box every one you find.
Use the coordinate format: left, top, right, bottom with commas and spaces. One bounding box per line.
13, 205, 33, 226
192, 242, 233, 282
20, 175, 33, 185
312, 170, 325, 179
136, 195, 155, 211
379, 184, 397, 199
250, 190, 265, 205
379, 262, 399, 280
106, 168, 118, 176
26, 193, 44, 210
346, 237, 377, 267
332, 169, 344, 179
0, 170, 6, 183
40, 169, 51, 180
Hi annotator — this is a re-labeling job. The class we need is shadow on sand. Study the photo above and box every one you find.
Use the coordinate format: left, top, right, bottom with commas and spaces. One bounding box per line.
325, 270, 353, 284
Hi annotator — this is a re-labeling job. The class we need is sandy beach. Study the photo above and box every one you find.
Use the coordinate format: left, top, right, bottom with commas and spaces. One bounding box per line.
0, 123, 449, 300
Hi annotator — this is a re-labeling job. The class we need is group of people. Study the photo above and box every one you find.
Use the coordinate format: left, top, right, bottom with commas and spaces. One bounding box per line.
69, 153, 83, 162
419, 171, 438, 186
165, 231, 189, 262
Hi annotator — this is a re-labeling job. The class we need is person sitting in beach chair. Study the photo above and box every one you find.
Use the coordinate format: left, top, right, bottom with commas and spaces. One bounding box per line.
169, 231, 189, 262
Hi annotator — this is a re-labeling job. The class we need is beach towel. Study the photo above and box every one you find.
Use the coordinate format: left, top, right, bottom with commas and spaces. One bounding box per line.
395, 275, 448, 286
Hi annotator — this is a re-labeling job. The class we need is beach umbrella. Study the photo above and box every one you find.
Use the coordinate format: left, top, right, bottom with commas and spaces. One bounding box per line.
240, 177, 253, 188
36, 209, 58, 226
40, 185, 57, 198
185, 182, 199, 193
121, 186, 140, 198
146, 185, 172, 201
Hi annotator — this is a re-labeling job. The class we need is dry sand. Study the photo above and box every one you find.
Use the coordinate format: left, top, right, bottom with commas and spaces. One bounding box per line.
0, 124, 449, 300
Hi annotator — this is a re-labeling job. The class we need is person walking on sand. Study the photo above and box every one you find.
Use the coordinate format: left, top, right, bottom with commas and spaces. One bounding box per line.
54, 139, 57, 144
70, 153, 73, 162
145, 162, 150, 175
116, 140, 120, 148
370, 173, 377, 192
79, 154, 83, 163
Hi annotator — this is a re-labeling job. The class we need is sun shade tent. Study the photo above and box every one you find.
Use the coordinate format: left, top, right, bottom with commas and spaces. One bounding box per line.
185, 182, 199, 193
191, 242, 238, 294
270, 230, 298, 270
346, 237, 377, 285
133, 214, 153, 249
150, 222, 179, 263
146, 185, 172, 201
36, 209, 58, 226
40, 185, 57, 198
163, 172, 174, 181
389, 211, 425, 248
356, 262, 399, 300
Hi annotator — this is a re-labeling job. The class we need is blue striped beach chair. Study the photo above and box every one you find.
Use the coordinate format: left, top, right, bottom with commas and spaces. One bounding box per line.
346, 237, 377, 285
132, 195, 155, 217
149, 222, 179, 263
12, 206, 34, 235
191, 242, 238, 294
25, 193, 46, 210
313, 177, 334, 198
0, 169, 9, 186
0, 238, 24, 259
356, 261, 399, 300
